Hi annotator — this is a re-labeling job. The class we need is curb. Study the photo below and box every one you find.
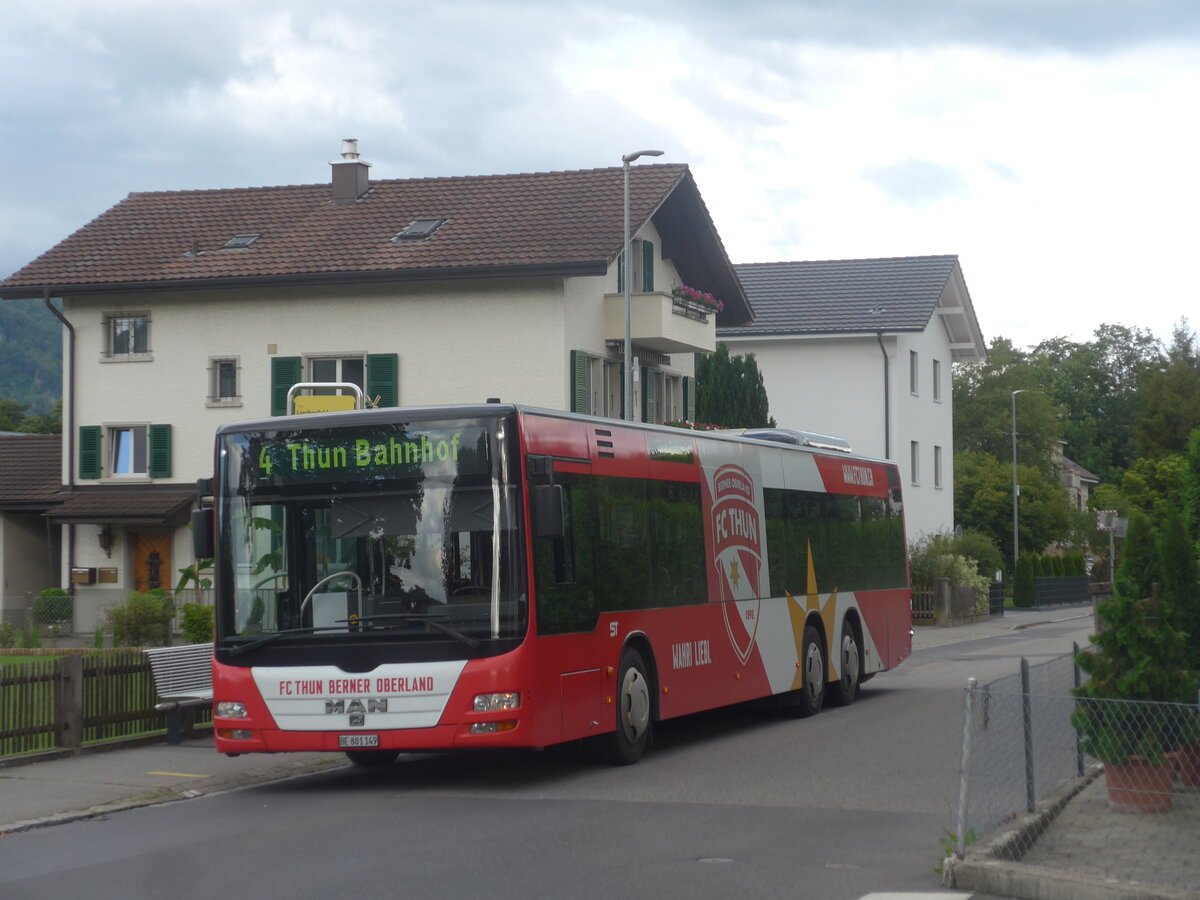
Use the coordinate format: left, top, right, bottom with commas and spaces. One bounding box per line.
0, 754, 347, 836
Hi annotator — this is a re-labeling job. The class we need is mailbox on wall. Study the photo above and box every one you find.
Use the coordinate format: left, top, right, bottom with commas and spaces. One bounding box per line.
70, 567, 97, 585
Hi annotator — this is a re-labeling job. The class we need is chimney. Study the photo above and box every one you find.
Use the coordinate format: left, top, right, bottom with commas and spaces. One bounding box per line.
331, 138, 372, 204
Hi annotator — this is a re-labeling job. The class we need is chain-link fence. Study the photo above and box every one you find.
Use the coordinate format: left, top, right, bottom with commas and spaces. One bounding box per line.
954, 648, 1200, 863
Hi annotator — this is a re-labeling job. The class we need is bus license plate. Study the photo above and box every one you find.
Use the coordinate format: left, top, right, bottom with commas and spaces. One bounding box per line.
338, 734, 379, 748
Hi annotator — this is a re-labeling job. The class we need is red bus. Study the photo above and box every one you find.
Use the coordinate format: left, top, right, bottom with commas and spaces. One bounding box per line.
197, 403, 911, 765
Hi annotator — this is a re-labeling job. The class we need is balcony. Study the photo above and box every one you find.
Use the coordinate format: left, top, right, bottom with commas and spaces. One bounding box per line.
603, 292, 717, 355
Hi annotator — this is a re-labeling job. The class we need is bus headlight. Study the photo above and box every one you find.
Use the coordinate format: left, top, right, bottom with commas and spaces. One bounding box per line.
473, 692, 521, 712
216, 701, 248, 718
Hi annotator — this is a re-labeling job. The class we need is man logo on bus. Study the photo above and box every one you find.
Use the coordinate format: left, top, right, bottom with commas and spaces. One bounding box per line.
711, 463, 763, 665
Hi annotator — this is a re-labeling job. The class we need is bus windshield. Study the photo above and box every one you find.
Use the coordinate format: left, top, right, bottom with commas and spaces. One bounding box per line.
216, 416, 525, 651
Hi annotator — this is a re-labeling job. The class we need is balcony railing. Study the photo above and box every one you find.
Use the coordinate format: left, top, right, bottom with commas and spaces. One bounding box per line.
603, 292, 717, 355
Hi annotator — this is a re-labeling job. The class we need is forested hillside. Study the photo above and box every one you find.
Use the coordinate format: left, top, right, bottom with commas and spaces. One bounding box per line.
0, 298, 61, 414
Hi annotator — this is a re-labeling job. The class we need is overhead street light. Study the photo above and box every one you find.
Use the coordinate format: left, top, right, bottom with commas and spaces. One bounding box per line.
623, 149, 664, 421
1012, 389, 1029, 566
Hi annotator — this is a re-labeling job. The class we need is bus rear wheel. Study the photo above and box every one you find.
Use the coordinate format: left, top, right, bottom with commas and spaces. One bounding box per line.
345, 749, 399, 767
827, 621, 861, 707
596, 646, 652, 765
791, 624, 825, 717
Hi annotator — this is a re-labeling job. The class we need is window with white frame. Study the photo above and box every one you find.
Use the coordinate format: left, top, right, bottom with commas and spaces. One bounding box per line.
934, 445, 943, 489
909, 350, 919, 395
910, 441, 920, 486
110, 425, 149, 475
208, 357, 241, 405
104, 312, 150, 358
309, 355, 364, 395
932, 359, 942, 402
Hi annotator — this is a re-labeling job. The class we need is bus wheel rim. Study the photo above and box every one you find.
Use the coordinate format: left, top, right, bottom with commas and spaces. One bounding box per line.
842, 633, 860, 687
621, 667, 650, 740
805, 642, 824, 704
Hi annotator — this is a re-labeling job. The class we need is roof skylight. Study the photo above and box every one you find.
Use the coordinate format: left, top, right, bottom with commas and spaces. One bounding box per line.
392, 218, 445, 242
223, 234, 260, 249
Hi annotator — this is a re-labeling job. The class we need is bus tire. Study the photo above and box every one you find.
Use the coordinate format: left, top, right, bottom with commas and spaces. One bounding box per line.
597, 646, 653, 765
796, 624, 825, 717
345, 749, 400, 767
827, 620, 861, 707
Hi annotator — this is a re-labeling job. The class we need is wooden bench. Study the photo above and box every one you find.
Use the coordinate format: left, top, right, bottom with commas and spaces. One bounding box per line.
144, 642, 214, 744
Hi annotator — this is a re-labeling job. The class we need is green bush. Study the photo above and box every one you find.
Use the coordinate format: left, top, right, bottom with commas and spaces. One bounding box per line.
1013, 554, 1035, 607
179, 603, 214, 644
32, 588, 72, 626
0, 620, 17, 648
951, 529, 1004, 581
107, 589, 175, 647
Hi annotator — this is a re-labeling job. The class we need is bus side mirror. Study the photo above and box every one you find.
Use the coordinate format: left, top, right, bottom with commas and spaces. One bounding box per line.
192, 508, 214, 558
533, 484, 564, 539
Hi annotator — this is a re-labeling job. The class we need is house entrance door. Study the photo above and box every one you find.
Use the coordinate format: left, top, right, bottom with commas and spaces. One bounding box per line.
132, 532, 172, 593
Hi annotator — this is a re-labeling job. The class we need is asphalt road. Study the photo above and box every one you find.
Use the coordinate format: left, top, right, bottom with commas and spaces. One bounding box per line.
0, 615, 1093, 900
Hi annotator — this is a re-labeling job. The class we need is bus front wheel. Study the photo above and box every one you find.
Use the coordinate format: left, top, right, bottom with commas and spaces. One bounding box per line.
597, 646, 653, 765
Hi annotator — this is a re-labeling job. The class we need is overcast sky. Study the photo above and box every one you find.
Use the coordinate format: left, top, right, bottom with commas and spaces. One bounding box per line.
3, 0, 1197, 349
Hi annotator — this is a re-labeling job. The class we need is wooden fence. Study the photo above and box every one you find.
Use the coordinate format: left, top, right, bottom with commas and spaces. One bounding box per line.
0, 649, 211, 759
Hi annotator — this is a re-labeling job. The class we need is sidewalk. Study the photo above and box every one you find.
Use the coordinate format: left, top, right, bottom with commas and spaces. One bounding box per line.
0, 737, 345, 834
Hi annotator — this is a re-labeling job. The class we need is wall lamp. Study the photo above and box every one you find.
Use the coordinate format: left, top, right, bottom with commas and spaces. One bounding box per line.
98, 524, 113, 558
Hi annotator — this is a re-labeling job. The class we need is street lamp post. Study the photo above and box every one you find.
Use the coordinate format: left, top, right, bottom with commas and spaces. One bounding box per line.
1011, 389, 1029, 566
622, 149, 663, 421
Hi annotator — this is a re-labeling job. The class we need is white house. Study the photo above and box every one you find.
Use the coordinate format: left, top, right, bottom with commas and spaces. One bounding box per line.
0, 143, 750, 632
718, 256, 987, 539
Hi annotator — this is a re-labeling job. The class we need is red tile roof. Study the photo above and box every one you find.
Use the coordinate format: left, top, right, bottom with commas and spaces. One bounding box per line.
0, 164, 750, 323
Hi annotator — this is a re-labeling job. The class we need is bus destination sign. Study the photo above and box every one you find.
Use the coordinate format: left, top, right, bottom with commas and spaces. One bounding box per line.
244, 425, 491, 486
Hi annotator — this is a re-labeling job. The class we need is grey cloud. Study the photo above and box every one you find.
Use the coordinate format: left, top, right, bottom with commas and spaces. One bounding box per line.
861, 158, 969, 206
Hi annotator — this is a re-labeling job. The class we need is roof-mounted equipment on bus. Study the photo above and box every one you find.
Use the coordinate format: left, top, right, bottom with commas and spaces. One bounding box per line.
723, 427, 853, 453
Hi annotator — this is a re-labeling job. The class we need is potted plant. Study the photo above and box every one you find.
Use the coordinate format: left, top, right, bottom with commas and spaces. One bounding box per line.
1071, 511, 1197, 812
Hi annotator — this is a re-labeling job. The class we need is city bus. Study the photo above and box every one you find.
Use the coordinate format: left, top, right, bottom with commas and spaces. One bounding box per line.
196, 402, 911, 766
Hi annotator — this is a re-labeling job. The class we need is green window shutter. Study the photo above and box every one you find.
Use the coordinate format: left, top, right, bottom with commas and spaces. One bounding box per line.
617, 250, 625, 293
642, 240, 654, 292
683, 377, 696, 422
271, 356, 302, 416
641, 366, 657, 423
148, 424, 172, 478
366, 353, 399, 408
79, 426, 102, 479
570, 351, 589, 414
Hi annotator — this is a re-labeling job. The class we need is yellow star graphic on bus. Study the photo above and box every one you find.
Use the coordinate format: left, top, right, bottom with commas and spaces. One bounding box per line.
728, 559, 741, 588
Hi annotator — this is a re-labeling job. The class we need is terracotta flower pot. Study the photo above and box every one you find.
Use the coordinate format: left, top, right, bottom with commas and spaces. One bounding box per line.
1104, 755, 1174, 813
1176, 741, 1200, 788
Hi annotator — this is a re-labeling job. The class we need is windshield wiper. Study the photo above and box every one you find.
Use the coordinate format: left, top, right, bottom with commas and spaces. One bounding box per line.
226, 625, 350, 656
344, 613, 481, 648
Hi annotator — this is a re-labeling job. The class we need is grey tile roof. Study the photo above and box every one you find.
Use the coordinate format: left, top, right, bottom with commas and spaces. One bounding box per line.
720, 255, 960, 337
0, 434, 61, 508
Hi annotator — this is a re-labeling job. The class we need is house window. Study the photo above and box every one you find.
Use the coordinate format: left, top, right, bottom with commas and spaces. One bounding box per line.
932, 359, 942, 402
208, 357, 241, 406
909, 350, 919, 395
934, 445, 943, 489
310, 355, 365, 395
105, 313, 150, 358
910, 441, 920, 486
111, 426, 148, 475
